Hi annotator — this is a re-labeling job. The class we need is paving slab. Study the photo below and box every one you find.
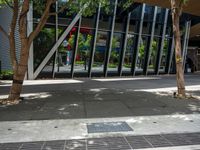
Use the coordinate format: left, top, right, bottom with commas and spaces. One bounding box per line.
1, 75, 200, 149
0, 114, 200, 143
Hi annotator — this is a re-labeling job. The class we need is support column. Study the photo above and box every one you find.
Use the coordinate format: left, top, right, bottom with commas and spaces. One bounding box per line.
71, 17, 82, 78
52, 1, 59, 78
143, 6, 157, 75
118, 12, 131, 76
131, 4, 145, 75
165, 37, 174, 74
182, 21, 191, 72
33, 8, 83, 79
168, 37, 175, 74
88, 4, 101, 77
27, 3, 34, 80
155, 9, 169, 75
103, 0, 118, 77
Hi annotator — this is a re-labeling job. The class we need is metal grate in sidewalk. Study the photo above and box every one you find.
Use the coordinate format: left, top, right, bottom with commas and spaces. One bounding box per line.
0, 132, 200, 150
87, 121, 133, 133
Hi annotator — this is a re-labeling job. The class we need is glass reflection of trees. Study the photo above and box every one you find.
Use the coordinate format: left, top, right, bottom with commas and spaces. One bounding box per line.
75, 31, 92, 71
123, 36, 134, 69
108, 34, 121, 70
34, 27, 55, 70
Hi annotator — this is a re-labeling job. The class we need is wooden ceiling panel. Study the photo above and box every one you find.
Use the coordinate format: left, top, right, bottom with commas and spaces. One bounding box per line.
190, 23, 200, 38
134, 0, 200, 16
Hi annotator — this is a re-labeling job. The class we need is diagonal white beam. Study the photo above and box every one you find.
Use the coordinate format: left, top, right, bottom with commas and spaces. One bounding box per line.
33, 11, 82, 79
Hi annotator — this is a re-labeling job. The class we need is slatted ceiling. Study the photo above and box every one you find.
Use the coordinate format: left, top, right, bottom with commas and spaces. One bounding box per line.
190, 23, 200, 38
135, 0, 200, 40
134, 0, 200, 17
0, 5, 21, 71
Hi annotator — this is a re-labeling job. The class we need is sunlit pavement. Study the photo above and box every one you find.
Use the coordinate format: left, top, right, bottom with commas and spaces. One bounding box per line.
0, 74, 200, 149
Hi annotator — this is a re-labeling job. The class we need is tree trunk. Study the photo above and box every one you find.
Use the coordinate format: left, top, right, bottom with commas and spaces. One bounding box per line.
0, 0, 54, 105
7, 46, 29, 102
7, 65, 27, 101
171, 0, 186, 97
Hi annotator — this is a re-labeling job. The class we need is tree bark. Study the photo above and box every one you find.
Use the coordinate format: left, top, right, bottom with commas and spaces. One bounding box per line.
7, 0, 30, 103
1, 0, 68, 104
171, 0, 186, 97
8, 64, 28, 101
7, 41, 30, 102
6, 0, 55, 103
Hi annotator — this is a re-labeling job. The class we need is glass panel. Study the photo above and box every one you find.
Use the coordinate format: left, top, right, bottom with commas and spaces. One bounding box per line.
154, 23, 162, 36
108, 33, 122, 72
33, 26, 56, 71
160, 38, 170, 72
37, 55, 55, 78
136, 36, 148, 72
74, 29, 93, 73
148, 37, 160, 73
129, 20, 138, 33
143, 5, 154, 21
81, 15, 95, 29
98, 1, 115, 31
114, 7, 125, 32
170, 53, 176, 73
156, 8, 165, 24
142, 22, 151, 34
166, 25, 172, 37
129, 5, 142, 34
33, 2, 55, 24
130, 5, 142, 20
123, 34, 136, 72
55, 27, 77, 74
92, 31, 108, 73
58, 1, 76, 26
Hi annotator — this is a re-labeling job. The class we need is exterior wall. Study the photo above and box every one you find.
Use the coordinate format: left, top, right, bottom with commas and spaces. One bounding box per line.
0, 6, 12, 71
33, 2, 191, 79
0, 5, 20, 71
0, 2, 192, 79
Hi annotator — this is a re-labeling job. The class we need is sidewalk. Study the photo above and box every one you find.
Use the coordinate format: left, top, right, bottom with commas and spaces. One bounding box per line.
0, 74, 200, 149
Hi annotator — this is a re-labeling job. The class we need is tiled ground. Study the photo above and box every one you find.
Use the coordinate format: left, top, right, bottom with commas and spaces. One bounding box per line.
1, 132, 200, 150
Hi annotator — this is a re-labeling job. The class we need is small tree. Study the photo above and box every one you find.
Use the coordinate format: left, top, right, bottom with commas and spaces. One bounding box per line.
0, 0, 109, 105
170, 0, 188, 97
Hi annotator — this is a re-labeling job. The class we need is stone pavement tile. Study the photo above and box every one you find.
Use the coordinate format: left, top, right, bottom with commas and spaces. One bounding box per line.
0, 143, 22, 150
0, 111, 33, 121
85, 101, 132, 118
30, 101, 86, 120
162, 134, 193, 146
129, 107, 177, 116
87, 137, 131, 150
122, 98, 166, 109
125, 136, 153, 149
144, 135, 173, 148
64, 139, 86, 150
179, 133, 200, 145
20, 142, 44, 150
42, 140, 65, 150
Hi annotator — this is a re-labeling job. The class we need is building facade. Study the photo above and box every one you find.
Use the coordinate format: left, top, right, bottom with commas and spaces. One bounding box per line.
0, 1, 197, 79
0, 6, 21, 71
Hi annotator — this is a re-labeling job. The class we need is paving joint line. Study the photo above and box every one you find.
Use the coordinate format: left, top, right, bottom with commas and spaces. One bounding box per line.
123, 136, 134, 150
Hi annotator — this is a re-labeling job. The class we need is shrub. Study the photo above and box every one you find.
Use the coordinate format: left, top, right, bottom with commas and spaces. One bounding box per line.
0, 70, 13, 80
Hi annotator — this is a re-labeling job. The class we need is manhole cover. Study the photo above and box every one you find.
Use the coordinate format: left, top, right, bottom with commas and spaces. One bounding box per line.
87, 121, 133, 133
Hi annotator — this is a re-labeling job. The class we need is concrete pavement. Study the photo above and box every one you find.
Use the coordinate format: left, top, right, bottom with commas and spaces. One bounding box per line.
0, 74, 200, 149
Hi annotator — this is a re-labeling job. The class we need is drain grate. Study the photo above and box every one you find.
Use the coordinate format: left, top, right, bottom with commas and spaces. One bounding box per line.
87, 121, 133, 133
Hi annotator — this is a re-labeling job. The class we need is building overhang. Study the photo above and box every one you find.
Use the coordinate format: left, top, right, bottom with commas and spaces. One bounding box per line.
134, 0, 200, 16
134, 0, 200, 41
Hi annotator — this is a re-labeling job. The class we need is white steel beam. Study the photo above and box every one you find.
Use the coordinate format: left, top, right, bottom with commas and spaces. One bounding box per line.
33, 10, 83, 79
